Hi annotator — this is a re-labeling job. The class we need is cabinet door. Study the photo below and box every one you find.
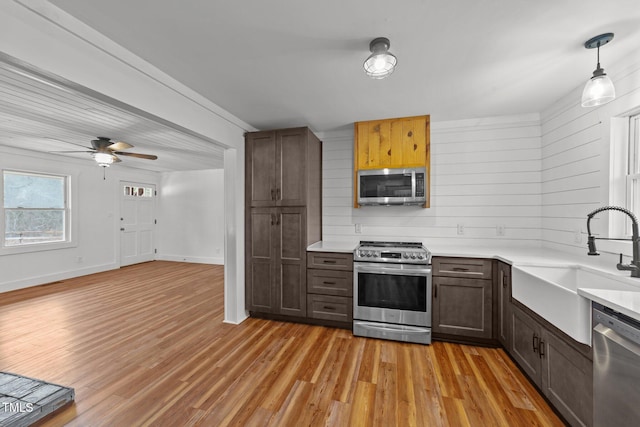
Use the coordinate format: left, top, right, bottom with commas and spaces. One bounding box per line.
246, 208, 277, 313
498, 262, 512, 349
432, 277, 493, 339
355, 119, 392, 169
276, 207, 307, 316
510, 304, 542, 385
393, 116, 427, 167
246, 131, 276, 207
355, 116, 429, 169
276, 128, 307, 206
540, 330, 593, 427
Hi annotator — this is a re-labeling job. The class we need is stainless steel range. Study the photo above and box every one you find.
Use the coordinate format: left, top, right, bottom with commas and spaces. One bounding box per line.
353, 241, 432, 344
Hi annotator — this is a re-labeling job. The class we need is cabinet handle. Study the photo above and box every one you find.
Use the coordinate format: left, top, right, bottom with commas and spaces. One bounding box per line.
322, 259, 337, 264
323, 305, 336, 310
434, 284, 438, 298
452, 267, 469, 272
532, 334, 539, 353
322, 281, 337, 285
270, 214, 275, 226
275, 215, 280, 226
271, 189, 276, 200
539, 340, 545, 358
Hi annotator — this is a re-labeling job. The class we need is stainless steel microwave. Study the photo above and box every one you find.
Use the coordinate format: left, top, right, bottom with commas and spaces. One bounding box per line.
357, 167, 427, 206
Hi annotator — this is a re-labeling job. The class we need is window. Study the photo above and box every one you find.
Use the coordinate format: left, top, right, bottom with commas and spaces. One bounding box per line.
2, 171, 69, 247
627, 114, 640, 224
123, 185, 153, 197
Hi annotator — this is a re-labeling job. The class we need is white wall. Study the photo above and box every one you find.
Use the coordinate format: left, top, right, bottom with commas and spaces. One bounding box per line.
320, 114, 542, 248
0, 1, 250, 323
0, 146, 159, 293
540, 56, 640, 266
158, 169, 225, 264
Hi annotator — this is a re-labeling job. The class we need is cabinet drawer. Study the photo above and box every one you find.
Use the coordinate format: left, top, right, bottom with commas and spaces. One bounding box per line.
306, 295, 353, 323
307, 269, 353, 296
307, 252, 353, 271
432, 257, 492, 279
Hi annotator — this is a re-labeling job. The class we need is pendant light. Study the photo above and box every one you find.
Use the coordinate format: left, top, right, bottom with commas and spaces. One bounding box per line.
581, 33, 615, 107
363, 37, 397, 79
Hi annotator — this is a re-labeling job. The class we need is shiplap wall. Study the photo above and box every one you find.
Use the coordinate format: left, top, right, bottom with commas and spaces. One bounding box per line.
320, 114, 542, 247
541, 59, 640, 259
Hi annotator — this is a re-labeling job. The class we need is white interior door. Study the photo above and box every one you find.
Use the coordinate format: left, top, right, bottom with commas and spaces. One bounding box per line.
120, 182, 156, 266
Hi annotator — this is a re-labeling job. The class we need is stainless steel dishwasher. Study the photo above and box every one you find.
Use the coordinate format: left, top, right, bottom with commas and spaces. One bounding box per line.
593, 302, 640, 426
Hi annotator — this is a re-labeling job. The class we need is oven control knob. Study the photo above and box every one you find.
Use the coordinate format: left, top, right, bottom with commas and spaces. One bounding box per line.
402, 253, 409, 259
410, 254, 417, 259
373, 252, 378, 257
417, 254, 424, 260
366, 252, 372, 257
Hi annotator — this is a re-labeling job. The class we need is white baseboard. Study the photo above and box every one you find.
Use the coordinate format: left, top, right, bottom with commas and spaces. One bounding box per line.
0, 262, 119, 294
156, 254, 224, 265
223, 312, 249, 325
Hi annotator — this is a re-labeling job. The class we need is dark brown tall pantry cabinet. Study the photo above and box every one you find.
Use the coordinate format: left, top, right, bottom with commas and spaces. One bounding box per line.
245, 127, 322, 317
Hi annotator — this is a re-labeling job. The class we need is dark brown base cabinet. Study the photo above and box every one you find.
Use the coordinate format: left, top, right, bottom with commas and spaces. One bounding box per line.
306, 252, 353, 327
246, 207, 308, 316
434, 259, 593, 427
510, 302, 593, 427
432, 258, 493, 341
497, 261, 511, 349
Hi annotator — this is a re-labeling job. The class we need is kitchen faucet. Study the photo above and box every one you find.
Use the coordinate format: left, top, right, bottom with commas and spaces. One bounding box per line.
586, 205, 640, 277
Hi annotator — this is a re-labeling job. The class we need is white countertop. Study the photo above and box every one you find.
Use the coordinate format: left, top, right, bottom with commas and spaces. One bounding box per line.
307, 241, 357, 253
578, 288, 640, 322
307, 240, 640, 322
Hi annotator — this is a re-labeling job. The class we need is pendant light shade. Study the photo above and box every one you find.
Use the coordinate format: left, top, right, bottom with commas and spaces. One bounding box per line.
581, 33, 615, 107
363, 37, 397, 79
94, 152, 114, 167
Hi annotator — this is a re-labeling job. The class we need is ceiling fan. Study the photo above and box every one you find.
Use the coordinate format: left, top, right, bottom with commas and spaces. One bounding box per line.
56, 136, 158, 167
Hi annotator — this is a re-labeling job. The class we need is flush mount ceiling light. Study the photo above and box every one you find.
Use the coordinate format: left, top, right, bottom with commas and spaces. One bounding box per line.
581, 33, 616, 107
363, 37, 397, 79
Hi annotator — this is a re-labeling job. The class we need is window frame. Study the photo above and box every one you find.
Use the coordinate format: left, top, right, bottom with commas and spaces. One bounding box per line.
0, 168, 77, 255
626, 114, 640, 235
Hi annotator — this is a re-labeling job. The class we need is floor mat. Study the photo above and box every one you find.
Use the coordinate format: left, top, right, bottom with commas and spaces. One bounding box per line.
0, 372, 74, 427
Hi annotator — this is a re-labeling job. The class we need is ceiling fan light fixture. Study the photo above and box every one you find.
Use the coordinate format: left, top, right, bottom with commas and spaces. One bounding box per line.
364, 37, 397, 79
94, 152, 114, 167
581, 33, 616, 107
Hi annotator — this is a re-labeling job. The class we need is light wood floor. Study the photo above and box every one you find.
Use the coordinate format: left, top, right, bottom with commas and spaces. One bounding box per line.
0, 261, 564, 426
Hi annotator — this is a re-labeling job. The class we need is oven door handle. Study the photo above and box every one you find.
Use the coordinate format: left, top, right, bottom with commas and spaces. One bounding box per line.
354, 264, 431, 276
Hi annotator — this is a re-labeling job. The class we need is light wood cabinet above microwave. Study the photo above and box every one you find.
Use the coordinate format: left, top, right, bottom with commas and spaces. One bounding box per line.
355, 115, 430, 169
354, 115, 431, 208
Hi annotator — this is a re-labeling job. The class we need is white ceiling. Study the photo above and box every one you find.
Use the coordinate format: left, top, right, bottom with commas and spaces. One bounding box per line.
2, 1, 640, 171
0, 58, 226, 172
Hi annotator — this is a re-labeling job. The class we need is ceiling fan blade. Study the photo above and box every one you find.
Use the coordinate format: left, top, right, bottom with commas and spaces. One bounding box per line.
114, 151, 158, 160
108, 141, 133, 151
112, 155, 122, 163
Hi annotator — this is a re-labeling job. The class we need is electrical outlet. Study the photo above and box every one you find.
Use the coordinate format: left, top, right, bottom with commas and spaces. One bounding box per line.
457, 224, 464, 235
355, 223, 362, 234
574, 229, 582, 244
497, 225, 505, 236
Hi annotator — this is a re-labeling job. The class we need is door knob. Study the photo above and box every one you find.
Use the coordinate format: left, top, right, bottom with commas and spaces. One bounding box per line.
120, 228, 125, 231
